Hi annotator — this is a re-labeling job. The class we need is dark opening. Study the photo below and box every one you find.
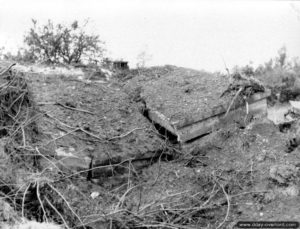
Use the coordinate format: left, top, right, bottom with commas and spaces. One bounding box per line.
286, 137, 299, 153
185, 132, 210, 144
142, 108, 179, 144
278, 122, 292, 133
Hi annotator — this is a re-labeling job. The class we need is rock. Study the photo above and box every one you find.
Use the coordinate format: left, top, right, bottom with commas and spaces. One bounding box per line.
269, 164, 298, 184
280, 185, 299, 197
290, 101, 300, 115
90, 191, 100, 199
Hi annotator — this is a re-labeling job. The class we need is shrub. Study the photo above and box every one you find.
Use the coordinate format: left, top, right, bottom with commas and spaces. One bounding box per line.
23, 19, 105, 65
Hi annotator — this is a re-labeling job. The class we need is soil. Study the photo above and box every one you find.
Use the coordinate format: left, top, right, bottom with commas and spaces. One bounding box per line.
1, 63, 300, 228
25, 68, 165, 177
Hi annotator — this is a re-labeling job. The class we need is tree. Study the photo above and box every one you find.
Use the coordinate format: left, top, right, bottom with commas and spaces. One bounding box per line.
136, 50, 152, 68
24, 19, 105, 64
276, 46, 287, 68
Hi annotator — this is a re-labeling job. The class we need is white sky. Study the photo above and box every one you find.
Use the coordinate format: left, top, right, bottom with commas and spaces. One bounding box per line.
0, 0, 299, 71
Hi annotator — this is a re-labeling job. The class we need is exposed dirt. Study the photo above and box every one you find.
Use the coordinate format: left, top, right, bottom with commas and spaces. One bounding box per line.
25, 68, 167, 178
1, 63, 300, 228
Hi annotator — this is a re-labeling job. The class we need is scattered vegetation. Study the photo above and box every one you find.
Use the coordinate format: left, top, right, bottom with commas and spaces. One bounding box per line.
0, 16, 300, 228
232, 46, 300, 103
0, 19, 105, 65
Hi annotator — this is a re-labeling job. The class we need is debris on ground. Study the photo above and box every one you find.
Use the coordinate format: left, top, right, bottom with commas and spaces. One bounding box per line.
1, 62, 300, 228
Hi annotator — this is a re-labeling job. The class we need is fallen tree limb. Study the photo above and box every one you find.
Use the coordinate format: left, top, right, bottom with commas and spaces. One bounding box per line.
0, 63, 16, 76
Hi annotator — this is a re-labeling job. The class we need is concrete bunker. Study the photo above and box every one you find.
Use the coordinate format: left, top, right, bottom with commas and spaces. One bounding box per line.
141, 67, 270, 143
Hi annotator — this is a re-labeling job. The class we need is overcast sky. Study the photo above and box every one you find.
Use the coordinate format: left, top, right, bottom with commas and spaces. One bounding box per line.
0, 0, 299, 71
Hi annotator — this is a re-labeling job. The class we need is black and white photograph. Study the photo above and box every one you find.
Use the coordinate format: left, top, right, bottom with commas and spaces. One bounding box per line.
0, 1, 300, 228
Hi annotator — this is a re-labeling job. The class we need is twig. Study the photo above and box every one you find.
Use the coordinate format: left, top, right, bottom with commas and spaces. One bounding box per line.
114, 184, 139, 212
13, 183, 26, 209
8, 91, 26, 111
79, 128, 106, 140
225, 87, 243, 117
0, 63, 16, 76
231, 190, 269, 198
45, 196, 70, 229
44, 128, 79, 146
172, 184, 218, 224
244, 101, 249, 123
215, 180, 230, 229
44, 113, 106, 140
57, 157, 135, 181
47, 183, 86, 229
221, 55, 230, 78
21, 126, 26, 147
22, 183, 31, 218
250, 159, 254, 185
39, 102, 95, 115
150, 152, 163, 187
108, 127, 145, 140
201, 183, 217, 208
136, 223, 196, 229
56, 102, 95, 115
36, 147, 65, 176
36, 181, 48, 223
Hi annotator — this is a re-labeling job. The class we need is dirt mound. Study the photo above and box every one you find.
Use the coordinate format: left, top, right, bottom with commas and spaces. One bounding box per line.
1, 63, 300, 228
24, 70, 166, 181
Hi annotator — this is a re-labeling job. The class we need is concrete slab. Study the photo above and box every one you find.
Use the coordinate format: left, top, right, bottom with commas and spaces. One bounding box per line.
142, 67, 270, 142
149, 96, 268, 142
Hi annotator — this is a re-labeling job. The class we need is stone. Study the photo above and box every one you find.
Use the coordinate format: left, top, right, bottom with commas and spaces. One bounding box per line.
290, 100, 300, 115
281, 185, 299, 197
269, 164, 298, 184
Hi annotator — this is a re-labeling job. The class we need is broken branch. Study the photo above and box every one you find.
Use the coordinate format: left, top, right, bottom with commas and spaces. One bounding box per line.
0, 63, 16, 76
225, 87, 243, 117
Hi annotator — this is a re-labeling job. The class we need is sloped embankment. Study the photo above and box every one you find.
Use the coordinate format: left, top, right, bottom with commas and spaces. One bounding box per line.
1, 63, 300, 228
0, 62, 171, 228
25, 68, 170, 183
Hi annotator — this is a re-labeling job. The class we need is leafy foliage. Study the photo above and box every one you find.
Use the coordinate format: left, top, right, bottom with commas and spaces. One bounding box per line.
231, 46, 300, 104
136, 50, 152, 68
23, 19, 105, 64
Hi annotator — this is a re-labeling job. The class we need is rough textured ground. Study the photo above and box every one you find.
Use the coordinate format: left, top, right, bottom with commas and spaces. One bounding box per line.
1, 63, 300, 228
139, 66, 267, 130
23, 67, 166, 180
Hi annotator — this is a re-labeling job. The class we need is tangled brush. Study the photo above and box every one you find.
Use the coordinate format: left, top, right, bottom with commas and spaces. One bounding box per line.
221, 71, 266, 116
0, 62, 94, 229
0, 63, 38, 143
